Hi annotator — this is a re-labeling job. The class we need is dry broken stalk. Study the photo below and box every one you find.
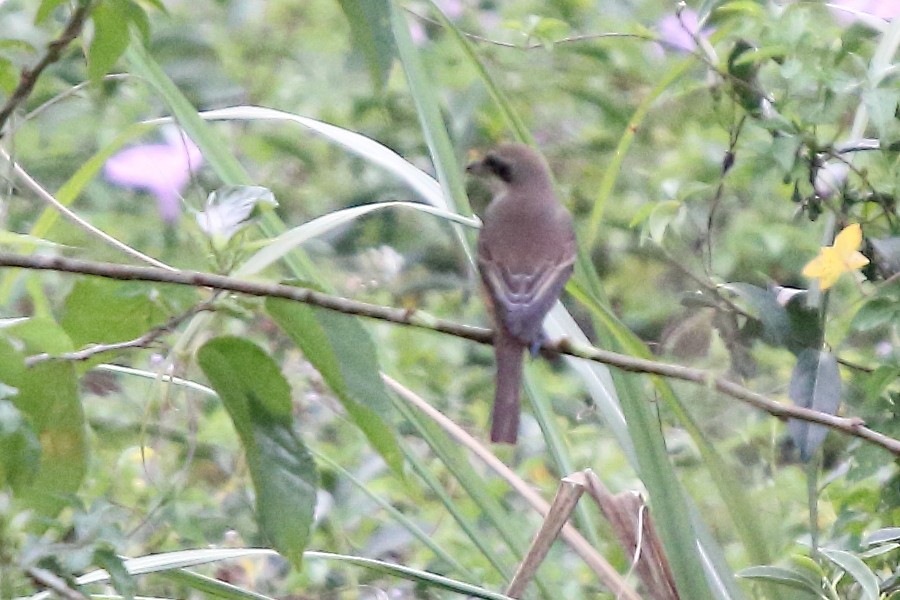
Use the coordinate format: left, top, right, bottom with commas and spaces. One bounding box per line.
584, 469, 679, 600
505, 475, 586, 598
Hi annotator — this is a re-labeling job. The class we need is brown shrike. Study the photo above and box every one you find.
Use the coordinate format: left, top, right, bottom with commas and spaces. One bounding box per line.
467, 143, 576, 443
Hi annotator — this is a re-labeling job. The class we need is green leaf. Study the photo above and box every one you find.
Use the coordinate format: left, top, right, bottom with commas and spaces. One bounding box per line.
864, 366, 900, 404
137, 0, 168, 12
121, 0, 151, 44
60, 278, 169, 350
721, 283, 790, 347
88, 0, 132, 80
4, 316, 75, 356
0, 57, 17, 94
819, 548, 880, 600
783, 293, 823, 353
0, 323, 84, 516
93, 546, 136, 600
0, 230, 66, 249
737, 565, 824, 597
63, 548, 510, 600
727, 40, 761, 115
647, 200, 682, 244
35, 0, 67, 23
197, 337, 318, 567
13, 360, 86, 516
336, 0, 396, 92
770, 134, 801, 174
265, 297, 403, 476
236, 200, 478, 277
305, 552, 515, 600
863, 88, 900, 142
853, 297, 900, 331
715, 1, 766, 18
863, 527, 900, 546
788, 349, 841, 461
0, 398, 42, 492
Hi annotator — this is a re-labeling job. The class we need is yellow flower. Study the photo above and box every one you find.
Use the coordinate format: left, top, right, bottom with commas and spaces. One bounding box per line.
802, 223, 869, 290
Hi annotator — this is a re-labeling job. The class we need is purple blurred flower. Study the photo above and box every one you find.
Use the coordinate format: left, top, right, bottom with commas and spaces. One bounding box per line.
654, 9, 713, 55
104, 130, 203, 223
830, 0, 900, 26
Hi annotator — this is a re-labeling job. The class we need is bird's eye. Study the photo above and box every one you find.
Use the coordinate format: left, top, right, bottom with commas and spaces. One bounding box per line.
485, 154, 513, 182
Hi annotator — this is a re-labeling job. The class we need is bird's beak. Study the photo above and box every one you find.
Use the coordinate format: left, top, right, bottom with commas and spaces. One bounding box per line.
466, 157, 485, 175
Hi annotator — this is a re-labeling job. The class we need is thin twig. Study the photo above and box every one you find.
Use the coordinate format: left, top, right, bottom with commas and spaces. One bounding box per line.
403, 7, 655, 50
1, 251, 897, 455
0, 148, 178, 270
26, 301, 216, 366
26, 567, 88, 600
405, 3, 775, 108
25, 72, 133, 123
0, 1, 93, 135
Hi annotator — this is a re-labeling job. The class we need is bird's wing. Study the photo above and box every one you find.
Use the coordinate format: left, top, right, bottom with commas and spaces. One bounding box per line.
478, 251, 575, 344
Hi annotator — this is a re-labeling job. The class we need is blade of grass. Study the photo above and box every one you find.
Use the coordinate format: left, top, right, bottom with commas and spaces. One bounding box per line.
395, 430, 514, 581
305, 552, 515, 600
147, 105, 447, 211
311, 449, 475, 580
422, 0, 533, 144
568, 277, 772, 568
522, 374, 603, 550
389, 4, 470, 217
585, 56, 696, 248
392, 396, 557, 598
0, 122, 155, 303
388, 0, 474, 269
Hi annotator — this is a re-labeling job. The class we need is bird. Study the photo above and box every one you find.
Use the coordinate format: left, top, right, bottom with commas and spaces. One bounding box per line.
467, 143, 576, 444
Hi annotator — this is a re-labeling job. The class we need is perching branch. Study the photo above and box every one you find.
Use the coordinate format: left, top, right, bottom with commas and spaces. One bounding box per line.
0, 1, 94, 135
2, 251, 898, 456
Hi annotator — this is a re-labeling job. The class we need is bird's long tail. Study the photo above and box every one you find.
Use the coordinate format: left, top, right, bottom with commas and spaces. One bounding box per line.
491, 328, 525, 444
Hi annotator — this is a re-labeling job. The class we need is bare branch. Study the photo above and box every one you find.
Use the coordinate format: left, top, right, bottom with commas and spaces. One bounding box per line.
27, 567, 88, 600
26, 300, 217, 366
0, 1, 94, 135
2, 251, 897, 456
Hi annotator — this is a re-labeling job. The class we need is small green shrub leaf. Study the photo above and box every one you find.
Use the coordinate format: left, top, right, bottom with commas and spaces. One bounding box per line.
819, 549, 880, 600
88, 0, 132, 80
266, 296, 403, 476
198, 337, 318, 567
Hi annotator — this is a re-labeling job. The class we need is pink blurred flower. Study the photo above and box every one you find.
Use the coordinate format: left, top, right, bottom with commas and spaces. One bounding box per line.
104, 131, 203, 223
409, 0, 465, 45
655, 9, 712, 54
829, 0, 900, 26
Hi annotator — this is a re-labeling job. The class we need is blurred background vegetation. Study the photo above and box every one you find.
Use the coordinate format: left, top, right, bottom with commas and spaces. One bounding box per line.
0, 0, 898, 598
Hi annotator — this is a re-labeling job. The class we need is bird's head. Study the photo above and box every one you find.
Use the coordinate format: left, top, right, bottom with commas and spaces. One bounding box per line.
466, 143, 551, 187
